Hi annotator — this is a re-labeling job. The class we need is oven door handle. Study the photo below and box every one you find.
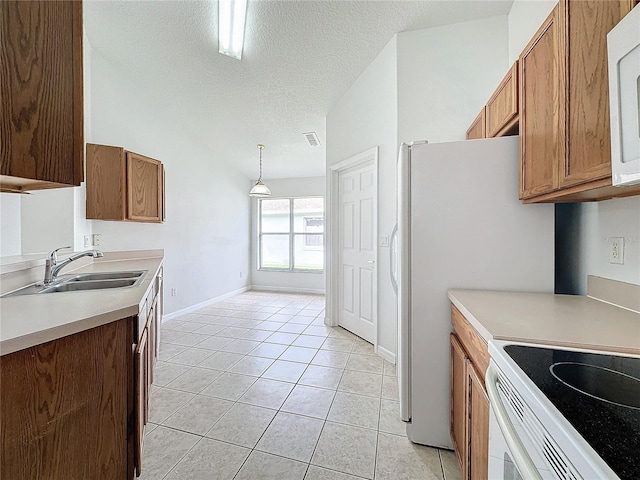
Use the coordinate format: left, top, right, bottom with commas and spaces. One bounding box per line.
486, 364, 542, 480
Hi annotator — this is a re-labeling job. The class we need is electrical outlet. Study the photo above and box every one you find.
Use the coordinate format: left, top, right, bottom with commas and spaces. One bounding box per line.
171, 288, 177, 297
92, 234, 102, 247
239, 271, 243, 278
83, 235, 92, 248
609, 237, 624, 264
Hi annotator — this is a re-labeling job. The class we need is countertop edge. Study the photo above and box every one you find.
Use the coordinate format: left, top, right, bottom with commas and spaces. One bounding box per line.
0, 253, 164, 356
447, 289, 640, 355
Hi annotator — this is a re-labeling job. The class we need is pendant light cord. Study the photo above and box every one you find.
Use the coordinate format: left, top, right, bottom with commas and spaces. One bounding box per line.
257, 144, 265, 181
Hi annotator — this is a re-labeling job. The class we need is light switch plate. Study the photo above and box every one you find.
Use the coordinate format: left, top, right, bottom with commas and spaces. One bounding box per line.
379, 236, 389, 247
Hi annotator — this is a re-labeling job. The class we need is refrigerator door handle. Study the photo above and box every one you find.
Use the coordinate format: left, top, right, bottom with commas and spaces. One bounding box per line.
390, 224, 398, 294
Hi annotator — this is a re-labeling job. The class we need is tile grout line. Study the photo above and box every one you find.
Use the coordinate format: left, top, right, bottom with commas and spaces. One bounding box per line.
155, 293, 402, 479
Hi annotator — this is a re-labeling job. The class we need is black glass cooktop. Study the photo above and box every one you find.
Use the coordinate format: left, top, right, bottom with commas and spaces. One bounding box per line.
505, 345, 640, 480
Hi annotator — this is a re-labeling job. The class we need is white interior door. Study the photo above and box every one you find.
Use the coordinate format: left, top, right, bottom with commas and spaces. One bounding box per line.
338, 162, 376, 343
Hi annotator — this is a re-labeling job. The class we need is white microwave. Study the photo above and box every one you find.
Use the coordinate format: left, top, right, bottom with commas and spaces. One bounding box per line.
607, 5, 640, 186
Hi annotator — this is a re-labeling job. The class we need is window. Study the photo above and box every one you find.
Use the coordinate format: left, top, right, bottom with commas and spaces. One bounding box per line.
259, 197, 324, 271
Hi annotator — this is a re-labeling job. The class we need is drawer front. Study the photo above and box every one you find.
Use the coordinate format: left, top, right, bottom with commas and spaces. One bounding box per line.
451, 305, 490, 379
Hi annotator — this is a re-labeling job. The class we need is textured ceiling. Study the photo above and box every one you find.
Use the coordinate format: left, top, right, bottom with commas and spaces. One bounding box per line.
84, 0, 513, 179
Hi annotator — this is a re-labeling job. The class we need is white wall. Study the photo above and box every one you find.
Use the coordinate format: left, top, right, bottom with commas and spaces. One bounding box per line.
0, 194, 21, 256
508, 0, 557, 64
87, 47, 251, 314
397, 15, 509, 144
327, 16, 509, 357
251, 177, 326, 293
326, 37, 398, 356
574, 197, 640, 292
20, 189, 76, 254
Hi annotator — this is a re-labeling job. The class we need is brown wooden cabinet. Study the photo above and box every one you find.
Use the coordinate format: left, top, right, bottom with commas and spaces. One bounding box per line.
0, 1, 84, 193
467, 361, 489, 480
466, 108, 486, 140
1, 318, 133, 479
450, 333, 468, 474
132, 271, 161, 476
86, 144, 165, 222
519, 5, 562, 200
486, 62, 519, 138
1, 269, 163, 479
520, 0, 639, 202
450, 305, 490, 480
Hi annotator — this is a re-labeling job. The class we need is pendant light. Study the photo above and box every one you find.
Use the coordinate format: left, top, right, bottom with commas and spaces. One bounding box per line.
249, 144, 272, 197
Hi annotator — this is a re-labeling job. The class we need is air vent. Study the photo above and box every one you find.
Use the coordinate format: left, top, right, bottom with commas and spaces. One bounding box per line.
303, 132, 321, 147
496, 371, 581, 480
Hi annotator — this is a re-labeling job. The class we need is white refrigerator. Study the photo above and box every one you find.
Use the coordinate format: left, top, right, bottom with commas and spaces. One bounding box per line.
393, 136, 554, 449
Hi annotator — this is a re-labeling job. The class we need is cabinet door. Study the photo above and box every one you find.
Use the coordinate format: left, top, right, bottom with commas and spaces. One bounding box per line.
486, 62, 519, 138
560, 0, 633, 188
467, 361, 489, 480
519, 5, 564, 199
450, 334, 467, 475
127, 152, 163, 222
466, 108, 486, 140
134, 328, 149, 476
1, 0, 83, 190
86, 144, 127, 220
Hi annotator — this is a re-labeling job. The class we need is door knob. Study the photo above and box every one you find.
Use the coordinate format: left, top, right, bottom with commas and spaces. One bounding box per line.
368, 260, 375, 264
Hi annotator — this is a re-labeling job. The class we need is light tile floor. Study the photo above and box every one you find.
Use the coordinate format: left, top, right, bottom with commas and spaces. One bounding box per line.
144, 291, 462, 480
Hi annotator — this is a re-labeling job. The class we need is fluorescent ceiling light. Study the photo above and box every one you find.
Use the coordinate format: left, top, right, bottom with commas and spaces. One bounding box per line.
218, 0, 248, 60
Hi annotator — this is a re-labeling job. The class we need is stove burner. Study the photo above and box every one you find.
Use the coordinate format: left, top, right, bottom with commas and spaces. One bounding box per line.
550, 362, 640, 410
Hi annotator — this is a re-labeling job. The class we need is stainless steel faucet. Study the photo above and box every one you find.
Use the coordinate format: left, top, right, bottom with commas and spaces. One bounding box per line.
43, 247, 104, 285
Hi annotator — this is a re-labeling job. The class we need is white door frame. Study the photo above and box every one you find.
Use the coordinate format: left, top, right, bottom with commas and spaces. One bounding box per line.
326, 147, 378, 348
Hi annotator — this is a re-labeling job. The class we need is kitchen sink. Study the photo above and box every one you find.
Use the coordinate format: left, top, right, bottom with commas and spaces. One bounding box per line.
66, 271, 146, 282
2, 270, 147, 297
41, 278, 139, 293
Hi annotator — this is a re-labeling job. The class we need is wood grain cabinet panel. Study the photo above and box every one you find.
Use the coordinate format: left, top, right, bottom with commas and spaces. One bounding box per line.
127, 152, 164, 222
519, 5, 563, 200
450, 334, 468, 475
450, 305, 490, 480
519, 0, 638, 202
0, 0, 84, 192
134, 328, 149, 475
86, 143, 165, 223
486, 62, 519, 138
0, 319, 132, 479
466, 108, 486, 140
561, 0, 634, 188
467, 361, 489, 480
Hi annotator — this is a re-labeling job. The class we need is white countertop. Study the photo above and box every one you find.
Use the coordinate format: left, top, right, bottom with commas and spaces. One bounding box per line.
448, 288, 640, 355
0, 252, 163, 356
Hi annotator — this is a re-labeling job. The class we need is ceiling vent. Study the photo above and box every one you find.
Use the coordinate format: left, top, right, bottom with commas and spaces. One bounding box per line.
303, 132, 321, 147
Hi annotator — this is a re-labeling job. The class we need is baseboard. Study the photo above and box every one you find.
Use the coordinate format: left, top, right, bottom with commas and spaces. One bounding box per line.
251, 285, 326, 295
162, 286, 250, 322
376, 344, 396, 364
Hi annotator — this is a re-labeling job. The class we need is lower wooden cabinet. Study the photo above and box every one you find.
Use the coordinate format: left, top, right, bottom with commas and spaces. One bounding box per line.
0, 271, 162, 479
1, 318, 133, 479
467, 361, 489, 480
450, 305, 490, 480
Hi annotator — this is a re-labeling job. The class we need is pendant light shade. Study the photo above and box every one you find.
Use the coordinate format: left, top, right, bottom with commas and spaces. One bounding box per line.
249, 144, 271, 197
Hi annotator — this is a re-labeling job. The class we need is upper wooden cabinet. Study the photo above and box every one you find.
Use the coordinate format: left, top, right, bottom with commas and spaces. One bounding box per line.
519, 6, 563, 200
466, 62, 519, 140
486, 62, 519, 138
466, 108, 486, 140
520, 0, 639, 202
86, 144, 165, 223
0, 1, 84, 193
